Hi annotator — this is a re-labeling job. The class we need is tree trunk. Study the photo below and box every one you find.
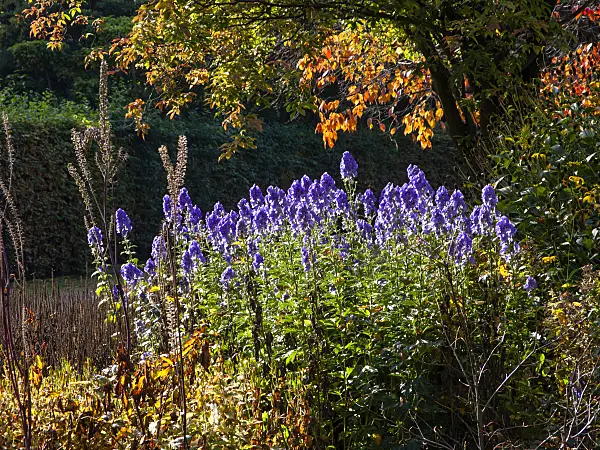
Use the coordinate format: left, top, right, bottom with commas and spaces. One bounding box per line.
427, 64, 475, 157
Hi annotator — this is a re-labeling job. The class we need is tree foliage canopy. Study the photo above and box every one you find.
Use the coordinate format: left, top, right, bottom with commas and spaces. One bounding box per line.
24, 0, 600, 159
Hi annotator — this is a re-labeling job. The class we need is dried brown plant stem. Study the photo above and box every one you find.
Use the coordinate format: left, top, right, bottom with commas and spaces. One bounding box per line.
159, 137, 189, 449
68, 60, 131, 357
0, 113, 31, 449
165, 226, 189, 450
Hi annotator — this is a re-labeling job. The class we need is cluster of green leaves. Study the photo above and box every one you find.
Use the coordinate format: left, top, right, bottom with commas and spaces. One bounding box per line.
0, 88, 96, 125
489, 97, 600, 282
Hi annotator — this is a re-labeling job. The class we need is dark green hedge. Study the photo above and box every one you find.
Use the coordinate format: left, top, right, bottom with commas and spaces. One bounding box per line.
6, 116, 461, 276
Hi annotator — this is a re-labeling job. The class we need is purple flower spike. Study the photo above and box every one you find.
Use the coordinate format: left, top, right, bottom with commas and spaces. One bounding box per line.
87, 226, 103, 250
482, 185, 498, 208
320, 172, 336, 192
163, 195, 172, 220
144, 258, 156, 276
121, 263, 143, 287
450, 231, 473, 263
249, 184, 264, 208
253, 207, 269, 233
435, 186, 450, 209
181, 250, 193, 275
495, 216, 517, 254
115, 208, 132, 236
407, 165, 434, 196
189, 205, 203, 226
301, 246, 311, 272
151, 235, 167, 260
178, 187, 192, 211
340, 151, 358, 179
361, 189, 377, 216
220, 266, 236, 288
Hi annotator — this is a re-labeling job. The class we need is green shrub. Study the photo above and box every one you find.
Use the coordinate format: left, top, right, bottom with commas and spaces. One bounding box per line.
488, 98, 600, 282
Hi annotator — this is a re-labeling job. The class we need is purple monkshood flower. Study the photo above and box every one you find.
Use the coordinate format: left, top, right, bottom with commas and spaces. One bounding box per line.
301, 246, 312, 272
178, 187, 192, 211
450, 231, 473, 263
252, 252, 264, 271
288, 180, 305, 201
495, 216, 517, 254
216, 213, 237, 245
435, 186, 450, 209
447, 190, 467, 221
151, 235, 167, 260
220, 266, 236, 287
361, 189, 377, 216
163, 195, 172, 220
482, 184, 498, 208
249, 184, 264, 208
121, 263, 143, 287
407, 165, 434, 197
427, 207, 445, 234
206, 211, 220, 235
308, 181, 325, 208
294, 202, 316, 233
253, 206, 269, 233
213, 202, 226, 216
144, 258, 156, 276
320, 172, 336, 192
189, 205, 202, 226
334, 190, 350, 214
340, 151, 358, 179
188, 240, 205, 263
266, 186, 286, 209
356, 219, 373, 241
470, 205, 495, 236
301, 175, 312, 192
399, 184, 419, 210
524, 276, 537, 293
337, 236, 351, 259
181, 250, 193, 275
236, 218, 249, 239
87, 226, 103, 250
115, 208, 132, 236
238, 198, 253, 220
268, 206, 283, 231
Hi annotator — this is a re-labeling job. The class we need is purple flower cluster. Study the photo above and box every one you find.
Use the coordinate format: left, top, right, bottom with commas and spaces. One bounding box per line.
115, 208, 132, 236
340, 151, 358, 180
368, 164, 520, 264
121, 262, 143, 287
87, 226, 103, 252
123, 152, 527, 290
524, 276, 537, 293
